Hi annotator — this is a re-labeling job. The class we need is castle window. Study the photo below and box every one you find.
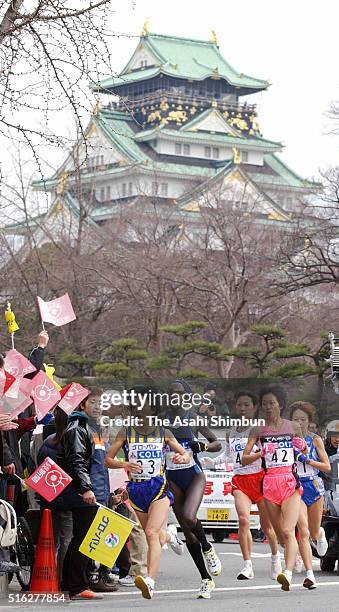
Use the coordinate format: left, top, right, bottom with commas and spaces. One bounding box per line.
106, 185, 111, 200
175, 143, 182, 155
128, 182, 133, 195
183, 144, 190, 156
122, 183, 127, 197
204, 146, 211, 158
100, 155, 104, 166
161, 183, 168, 196
212, 147, 219, 159
140, 59, 148, 68
152, 182, 158, 195
100, 187, 105, 201
241, 151, 248, 163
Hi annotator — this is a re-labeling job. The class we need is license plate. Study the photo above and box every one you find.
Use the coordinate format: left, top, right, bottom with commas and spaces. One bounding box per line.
207, 509, 230, 521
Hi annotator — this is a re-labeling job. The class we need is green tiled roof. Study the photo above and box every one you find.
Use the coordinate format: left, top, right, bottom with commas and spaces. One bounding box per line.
253, 154, 312, 188
135, 125, 281, 152
95, 110, 146, 162
96, 32, 269, 92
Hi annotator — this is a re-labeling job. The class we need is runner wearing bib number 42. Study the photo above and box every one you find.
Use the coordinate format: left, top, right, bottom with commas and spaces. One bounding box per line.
105, 386, 190, 601
201, 391, 281, 582
242, 385, 309, 592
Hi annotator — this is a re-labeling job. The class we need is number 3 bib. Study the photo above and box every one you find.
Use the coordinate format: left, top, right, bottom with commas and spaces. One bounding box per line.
129, 441, 164, 480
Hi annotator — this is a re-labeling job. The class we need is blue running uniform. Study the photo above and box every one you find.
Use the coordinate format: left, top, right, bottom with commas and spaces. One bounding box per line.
296, 433, 325, 507
165, 410, 203, 492
124, 426, 173, 513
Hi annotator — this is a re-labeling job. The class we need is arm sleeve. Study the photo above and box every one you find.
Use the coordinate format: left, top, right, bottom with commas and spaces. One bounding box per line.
15, 417, 36, 440
62, 428, 93, 494
26, 347, 45, 377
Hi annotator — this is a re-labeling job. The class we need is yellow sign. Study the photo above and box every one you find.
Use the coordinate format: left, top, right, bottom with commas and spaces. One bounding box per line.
79, 506, 134, 568
44, 364, 62, 391
207, 508, 230, 521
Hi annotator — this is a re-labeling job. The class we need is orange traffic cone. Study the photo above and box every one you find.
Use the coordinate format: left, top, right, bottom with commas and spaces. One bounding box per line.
30, 509, 58, 593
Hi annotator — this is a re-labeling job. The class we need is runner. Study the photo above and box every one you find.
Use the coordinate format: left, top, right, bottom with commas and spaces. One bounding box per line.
105, 385, 189, 600
242, 384, 308, 591
165, 379, 222, 599
291, 402, 330, 558
201, 391, 282, 581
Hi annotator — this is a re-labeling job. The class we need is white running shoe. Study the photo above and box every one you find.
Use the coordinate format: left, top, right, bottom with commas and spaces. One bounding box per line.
277, 572, 291, 591
119, 575, 135, 586
270, 552, 282, 580
203, 545, 222, 576
316, 527, 328, 557
134, 576, 154, 599
167, 531, 185, 556
237, 565, 254, 580
197, 578, 215, 599
294, 552, 303, 573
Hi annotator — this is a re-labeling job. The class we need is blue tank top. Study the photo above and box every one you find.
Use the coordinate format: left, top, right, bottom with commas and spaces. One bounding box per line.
296, 433, 320, 479
165, 410, 201, 470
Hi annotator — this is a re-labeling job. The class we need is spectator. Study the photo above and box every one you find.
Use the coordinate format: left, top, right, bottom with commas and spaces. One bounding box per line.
57, 388, 118, 600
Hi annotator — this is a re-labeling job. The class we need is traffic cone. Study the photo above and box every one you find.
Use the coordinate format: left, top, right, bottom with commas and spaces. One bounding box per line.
30, 509, 58, 593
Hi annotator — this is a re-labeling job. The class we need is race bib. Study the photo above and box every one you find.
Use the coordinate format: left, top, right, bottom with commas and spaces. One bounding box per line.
229, 437, 261, 475
128, 441, 163, 480
262, 435, 294, 468
296, 459, 318, 478
166, 441, 196, 470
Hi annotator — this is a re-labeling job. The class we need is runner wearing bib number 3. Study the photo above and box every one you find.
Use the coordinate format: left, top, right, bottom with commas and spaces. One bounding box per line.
201, 391, 281, 581
242, 385, 308, 592
105, 386, 190, 600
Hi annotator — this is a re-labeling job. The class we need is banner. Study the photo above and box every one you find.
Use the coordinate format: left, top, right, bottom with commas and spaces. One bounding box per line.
4, 349, 36, 379
37, 294, 76, 327
26, 457, 72, 502
200, 469, 233, 508
0, 389, 32, 419
79, 506, 134, 568
59, 382, 89, 415
30, 371, 61, 420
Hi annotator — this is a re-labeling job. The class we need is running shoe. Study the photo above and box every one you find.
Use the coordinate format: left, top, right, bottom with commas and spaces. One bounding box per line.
119, 575, 136, 586
294, 552, 303, 573
237, 565, 254, 580
70, 590, 104, 600
303, 574, 317, 590
167, 531, 185, 555
197, 578, 215, 599
316, 527, 328, 557
270, 553, 282, 580
277, 572, 291, 592
203, 545, 222, 576
134, 576, 154, 599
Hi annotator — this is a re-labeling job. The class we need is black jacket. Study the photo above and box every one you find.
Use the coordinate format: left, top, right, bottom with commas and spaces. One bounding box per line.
57, 412, 95, 495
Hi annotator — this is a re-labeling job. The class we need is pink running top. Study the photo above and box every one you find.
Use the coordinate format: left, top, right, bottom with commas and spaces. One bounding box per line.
259, 419, 295, 474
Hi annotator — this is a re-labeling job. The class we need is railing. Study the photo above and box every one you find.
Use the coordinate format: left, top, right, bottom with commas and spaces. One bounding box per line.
102, 90, 257, 115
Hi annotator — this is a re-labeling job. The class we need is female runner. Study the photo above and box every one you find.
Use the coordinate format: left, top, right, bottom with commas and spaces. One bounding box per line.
165, 379, 222, 599
290, 400, 330, 581
242, 384, 308, 591
105, 386, 189, 600
201, 391, 281, 580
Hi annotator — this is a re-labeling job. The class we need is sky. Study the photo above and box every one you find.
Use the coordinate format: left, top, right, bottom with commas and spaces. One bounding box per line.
103, 0, 339, 181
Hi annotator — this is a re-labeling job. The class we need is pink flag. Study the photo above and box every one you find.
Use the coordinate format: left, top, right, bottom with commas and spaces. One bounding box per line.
4, 349, 36, 379
59, 382, 89, 415
37, 293, 76, 327
0, 369, 16, 396
0, 389, 32, 419
30, 371, 61, 420
26, 457, 72, 502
